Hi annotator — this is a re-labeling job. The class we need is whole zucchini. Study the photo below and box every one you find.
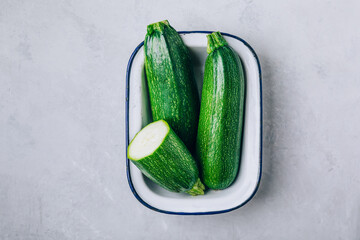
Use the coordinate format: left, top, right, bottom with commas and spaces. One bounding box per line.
196, 32, 246, 190
128, 120, 205, 196
144, 20, 199, 152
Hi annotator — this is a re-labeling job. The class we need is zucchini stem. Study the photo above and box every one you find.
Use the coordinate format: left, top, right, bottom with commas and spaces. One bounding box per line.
207, 31, 228, 54
147, 20, 169, 35
186, 178, 206, 196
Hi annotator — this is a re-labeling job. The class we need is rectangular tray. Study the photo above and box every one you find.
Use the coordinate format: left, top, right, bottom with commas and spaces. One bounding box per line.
126, 31, 262, 215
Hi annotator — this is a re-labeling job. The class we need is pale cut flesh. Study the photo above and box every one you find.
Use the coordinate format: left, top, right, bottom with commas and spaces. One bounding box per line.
128, 120, 169, 160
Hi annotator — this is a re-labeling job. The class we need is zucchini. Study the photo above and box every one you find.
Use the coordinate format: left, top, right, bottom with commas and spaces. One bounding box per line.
196, 32, 246, 190
128, 120, 205, 196
144, 20, 199, 152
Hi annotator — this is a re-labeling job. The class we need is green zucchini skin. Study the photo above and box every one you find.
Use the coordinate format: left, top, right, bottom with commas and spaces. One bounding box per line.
196, 32, 246, 190
144, 20, 200, 152
128, 120, 205, 196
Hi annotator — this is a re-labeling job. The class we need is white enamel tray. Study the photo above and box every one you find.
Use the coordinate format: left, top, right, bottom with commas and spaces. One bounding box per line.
125, 31, 262, 215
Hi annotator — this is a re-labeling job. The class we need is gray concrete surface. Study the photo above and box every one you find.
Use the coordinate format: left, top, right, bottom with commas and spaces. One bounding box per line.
1, 0, 360, 239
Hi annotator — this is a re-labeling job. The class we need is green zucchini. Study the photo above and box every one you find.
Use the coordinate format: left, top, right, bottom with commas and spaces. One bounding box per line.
144, 20, 199, 152
196, 32, 246, 190
128, 120, 205, 196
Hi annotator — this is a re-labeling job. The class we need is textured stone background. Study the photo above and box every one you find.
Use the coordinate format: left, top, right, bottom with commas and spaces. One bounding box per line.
1, 0, 360, 239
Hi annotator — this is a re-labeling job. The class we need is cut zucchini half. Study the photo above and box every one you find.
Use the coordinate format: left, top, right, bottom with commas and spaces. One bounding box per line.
128, 120, 205, 195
